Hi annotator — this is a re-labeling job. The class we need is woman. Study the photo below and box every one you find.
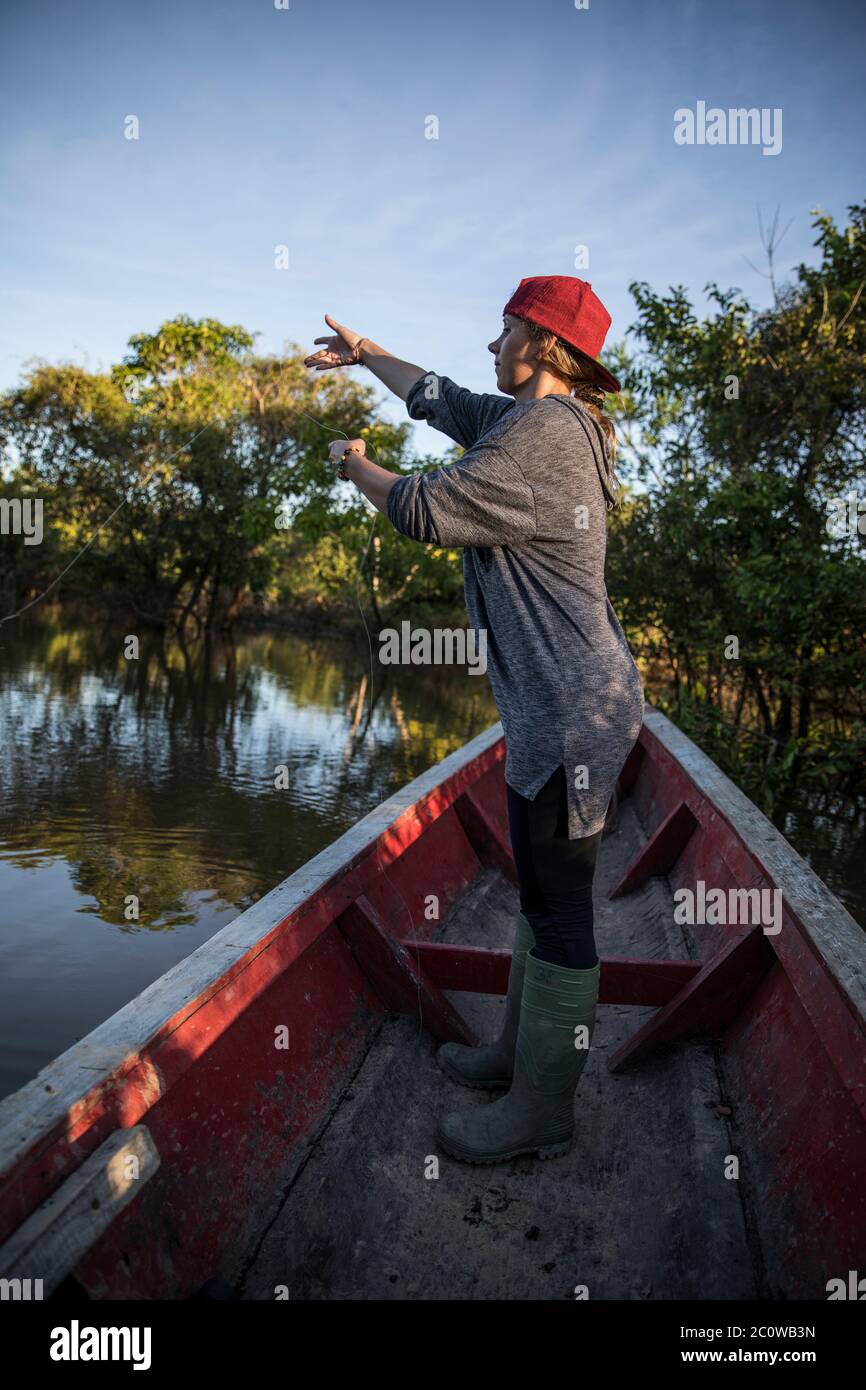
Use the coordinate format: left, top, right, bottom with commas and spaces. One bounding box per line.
305, 275, 644, 1164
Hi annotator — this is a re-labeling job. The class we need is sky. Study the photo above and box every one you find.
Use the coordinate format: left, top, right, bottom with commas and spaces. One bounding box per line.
1, 0, 864, 458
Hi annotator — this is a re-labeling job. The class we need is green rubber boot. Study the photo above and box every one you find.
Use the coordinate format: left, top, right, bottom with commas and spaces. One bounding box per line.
436, 913, 536, 1089
437, 947, 601, 1164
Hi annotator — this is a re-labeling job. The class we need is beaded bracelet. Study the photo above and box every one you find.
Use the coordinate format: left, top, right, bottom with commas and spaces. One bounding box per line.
335, 444, 363, 481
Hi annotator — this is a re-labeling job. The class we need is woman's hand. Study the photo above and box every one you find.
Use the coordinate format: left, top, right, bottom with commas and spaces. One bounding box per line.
328, 438, 367, 479
305, 315, 366, 370
327, 437, 399, 516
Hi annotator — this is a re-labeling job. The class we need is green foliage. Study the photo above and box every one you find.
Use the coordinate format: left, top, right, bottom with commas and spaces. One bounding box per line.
0, 315, 455, 630
607, 202, 866, 802
2, 204, 863, 815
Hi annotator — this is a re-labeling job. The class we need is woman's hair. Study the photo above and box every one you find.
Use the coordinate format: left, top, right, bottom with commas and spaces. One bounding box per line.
519, 316, 622, 507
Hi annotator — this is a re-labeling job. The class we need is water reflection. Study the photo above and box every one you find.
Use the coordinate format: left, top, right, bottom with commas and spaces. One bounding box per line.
0, 607, 498, 1097
1, 607, 862, 1102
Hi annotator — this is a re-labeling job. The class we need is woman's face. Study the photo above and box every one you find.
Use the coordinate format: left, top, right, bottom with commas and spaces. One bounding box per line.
488, 314, 541, 394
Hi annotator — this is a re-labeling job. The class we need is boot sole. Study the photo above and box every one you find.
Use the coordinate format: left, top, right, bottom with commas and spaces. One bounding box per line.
437, 1131, 572, 1164
435, 1048, 511, 1091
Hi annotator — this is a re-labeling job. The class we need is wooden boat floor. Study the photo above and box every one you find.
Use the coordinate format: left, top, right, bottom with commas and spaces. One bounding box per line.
239, 799, 758, 1300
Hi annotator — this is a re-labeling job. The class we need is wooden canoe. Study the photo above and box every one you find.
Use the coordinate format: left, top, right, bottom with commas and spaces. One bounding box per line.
1, 706, 864, 1301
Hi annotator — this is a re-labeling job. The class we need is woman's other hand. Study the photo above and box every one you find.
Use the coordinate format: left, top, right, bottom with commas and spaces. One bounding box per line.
328, 438, 367, 479
305, 315, 365, 370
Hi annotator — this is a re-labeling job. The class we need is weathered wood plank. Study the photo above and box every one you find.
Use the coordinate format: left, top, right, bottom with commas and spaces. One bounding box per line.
338, 898, 478, 1045
453, 786, 519, 885
608, 927, 776, 1072
400, 940, 700, 1005
642, 707, 866, 1025
0, 1126, 159, 1296
609, 800, 699, 899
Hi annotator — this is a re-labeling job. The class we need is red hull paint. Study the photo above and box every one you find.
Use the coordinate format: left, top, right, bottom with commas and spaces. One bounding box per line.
627, 723, 866, 1294
0, 712, 863, 1299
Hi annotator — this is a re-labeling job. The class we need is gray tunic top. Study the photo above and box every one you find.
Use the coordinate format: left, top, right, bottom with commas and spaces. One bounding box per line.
387, 370, 644, 838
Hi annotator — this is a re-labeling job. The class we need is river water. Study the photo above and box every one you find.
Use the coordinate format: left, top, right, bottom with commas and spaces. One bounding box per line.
0, 608, 862, 1101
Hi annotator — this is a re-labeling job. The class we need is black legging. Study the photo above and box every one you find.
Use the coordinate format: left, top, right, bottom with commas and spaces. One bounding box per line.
506, 763, 602, 970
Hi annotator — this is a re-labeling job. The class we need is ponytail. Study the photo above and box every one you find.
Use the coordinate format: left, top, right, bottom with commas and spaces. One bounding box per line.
520, 316, 622, 508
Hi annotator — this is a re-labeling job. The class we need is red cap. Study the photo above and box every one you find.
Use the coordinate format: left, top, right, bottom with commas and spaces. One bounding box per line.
502, 275, 621, 394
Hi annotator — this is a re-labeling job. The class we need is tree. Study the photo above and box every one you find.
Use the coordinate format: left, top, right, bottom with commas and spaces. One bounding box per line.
0, 316, 417, 631
607, 201, 866, 803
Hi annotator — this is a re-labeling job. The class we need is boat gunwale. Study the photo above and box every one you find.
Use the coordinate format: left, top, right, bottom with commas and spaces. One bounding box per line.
0, 721, 506, 1179
641, 706, 866, 1028
1, 706, 863, 1189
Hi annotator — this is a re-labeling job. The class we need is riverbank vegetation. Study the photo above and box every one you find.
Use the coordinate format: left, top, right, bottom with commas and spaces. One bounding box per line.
2, 202, 864, 818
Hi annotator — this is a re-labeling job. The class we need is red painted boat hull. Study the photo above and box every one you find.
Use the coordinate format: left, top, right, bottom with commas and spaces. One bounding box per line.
0, 710, 863, 1299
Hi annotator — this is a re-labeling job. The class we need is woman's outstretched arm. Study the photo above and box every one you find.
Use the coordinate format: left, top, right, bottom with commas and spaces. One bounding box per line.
305, 315, 514, 444
305, 314, 425, 402
356, 339, 427, 402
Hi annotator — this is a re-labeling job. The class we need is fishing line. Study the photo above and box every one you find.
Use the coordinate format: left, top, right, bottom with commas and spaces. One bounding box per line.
294, 404, 424, 1043
230, 389, 423, 1042
2, 370, 425, 1039
0, 419, 216, 632
289, 405, 379, 731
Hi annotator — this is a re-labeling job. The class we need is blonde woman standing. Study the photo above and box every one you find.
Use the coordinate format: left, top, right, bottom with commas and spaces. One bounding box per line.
305, 276, 644, 1164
